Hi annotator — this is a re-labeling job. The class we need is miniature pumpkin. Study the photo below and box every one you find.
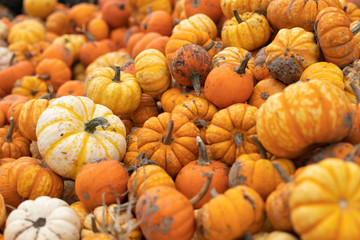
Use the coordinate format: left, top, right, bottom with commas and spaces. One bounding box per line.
46, 10, 72, 35
137, 112, 200, 177
4, 196, 81, 240
315, 7, 359, 68
8, 40, 50, 67
0, 163, 22, 208
135, 186, 195, 240
221, 11, 271, 51
42, 43, 74, 67
0, 193, 5, 228
141, 10, 173, 36
290, 159, 360, 240
8, 156, 63, 199
127, 0, 172, 23
206, 103, 258, 165
253, 47, 271, 81
122, 127, 141, 167
36, 96, 127, 180
85, 64, 142, 115
265, 27, 321, 84
70, 201, 91, 228
132, 32, 162, 58
131, 94, 159, 127
53, 34, 86, 62
56, 80, 85, 98
11, 76, 48, 99
185, 0, 222, 23
102, 0, 130, 28
344, 83, 360, 144
23, 0, 56, 20
87, 18, 110, 41
257, 80, 354, 158
342, 59, 360, 102
79, 38, 115, 67
0, 94, 28, 121
8, 19, 46, 44
344, 2, 360, 21
68, 3, 98, 28
220, 0, 270, 18
75, 158, 129, 210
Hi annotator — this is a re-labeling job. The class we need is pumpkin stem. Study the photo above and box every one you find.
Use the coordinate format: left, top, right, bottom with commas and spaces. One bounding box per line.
272, 162, 293, 183
84, 117, 111, 134
31, 88, 39, 96
190, 72, 202, 96
260, 91, 269, 100
112, 64, 122, 83
203, 41, 215, 51
196, 136, 211, 166
350, 82, 360, 104
194, 118, 207, 129
39, 85, 55, 100
352, 20, 360, 36
36, 73, 51, 80
233, 9, 243, 23
147, 4, 152, 14
344, 144, 360, 162
4, 117, 15, 142
242, 232, 254, 240
173, 19, 181, 25
210, 188, 218, 198
344, 5, 348, 12
33, 217, 46, 228
162, 119, 174, 145
25, 51, 34, 60
190, 171, 213, 206
233, 53, 252, 74
250, 136, 267, 159
91, 216, 100, 233
9, 53, 15, 67
142, 23, 147, 29
118, 2, 125, 9
234, 132, 243, 147
228, 161, 246, 188
181, 85, 190, 94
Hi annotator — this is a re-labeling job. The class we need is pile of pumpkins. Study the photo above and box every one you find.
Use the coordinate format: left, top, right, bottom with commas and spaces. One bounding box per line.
0, 0, 359, 239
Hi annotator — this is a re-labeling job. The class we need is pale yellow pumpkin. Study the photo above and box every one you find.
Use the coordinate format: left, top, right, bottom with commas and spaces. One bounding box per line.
8, 19, 46, 44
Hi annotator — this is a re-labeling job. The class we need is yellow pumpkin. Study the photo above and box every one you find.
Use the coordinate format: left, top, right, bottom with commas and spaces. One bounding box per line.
24, 0, 57, 20
8, 19, 46, 45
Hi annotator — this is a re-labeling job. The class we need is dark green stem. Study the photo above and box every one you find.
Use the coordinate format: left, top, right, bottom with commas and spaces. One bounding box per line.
84, 117, 110, 134
31, 89, 39, 96
233, 53, 251, 74
203, 41, 215, 51
233, 9, 243, 23
112, 64, 122, 83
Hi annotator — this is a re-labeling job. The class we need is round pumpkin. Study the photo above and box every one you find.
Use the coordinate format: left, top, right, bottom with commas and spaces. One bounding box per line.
11, 76, 48, 99
8, 19, 46, 44
24, 0, 57, 20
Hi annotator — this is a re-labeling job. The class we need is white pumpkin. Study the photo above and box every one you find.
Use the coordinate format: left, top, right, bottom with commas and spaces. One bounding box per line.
36, 96, 127, 180
0, 47, 13, 69
4, 196, 81, 240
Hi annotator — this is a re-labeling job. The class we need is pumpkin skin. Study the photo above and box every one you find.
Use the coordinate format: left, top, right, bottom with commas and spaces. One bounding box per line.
344, 2, 360, 21
135, 49, 171, 99
135, 186, 195, 240
42, 43, 74, 67
196, 185, 265, 239
161, 86, 205, 113
0, 95, 28, 121
144, 36, 170, 54
24, 0, 56, 20
126, 0, 172, 24
87, 18, 110, 41
12, 76, 48, 99
122, 127, 141, 167
290, 159, 360, 240
137, 112, 200, 177
4, 196, 81, 240
79, 39, 115, 67
221, 11, 271, 51
248, 77, 286, 109
53, 34, 86, 62
0, 163, 23, 208
315, 7, 359, 68
253, 47, 271, 81
131, 94, 159, 127
8, 157, 64, 200
267, 0, 342, 32
56, 80, 85, 98
257, 80, 354, 159
265, 27, 321, 85
85, 65, 142, 115
8, 19, 46, 44
0, 193, 5, 228
184, 0, 222, 23
46, 10, 72, 35
68, 3, 98, 28
141, 10, 173, 36
343, 59, 360, 102
132, 32, 162, 58
220, 0, 270, 18
253, 231, 298, 240
75, 158, 129, 210
175, 137, 229, 209
128, 164, 175, 198
102, 0, 130, 28
70, 201, 91, 229
36, 96, 127, 180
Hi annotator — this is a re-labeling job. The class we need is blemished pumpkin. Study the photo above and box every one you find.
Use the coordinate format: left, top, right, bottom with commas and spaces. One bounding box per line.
257, 80, 354, 158
70, 201, 91, 229
290, 159, 360, 240
220, 0, 270, 18
4, 196, 81, 240
8, 157, 63, 200
0, 163, 23, 208
36, 96, 127, 180
85, 64, 142, 115
265, 27, 321, 84
131, 94, 159, 127
196, 185, 265, 239
11, 76, 48, 99
206, 103, 258, 166
136, 186, 195, 240
344, 83, 360, 144
137, 112, 200, 177
75, 158, 129, 210
184, 0, 222, 23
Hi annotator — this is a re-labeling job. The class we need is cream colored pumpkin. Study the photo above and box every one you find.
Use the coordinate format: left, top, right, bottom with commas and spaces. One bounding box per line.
4, 196, 81, 240
36, 96, 127, 180
0, 47, 13, 70
253, 231, 298, 240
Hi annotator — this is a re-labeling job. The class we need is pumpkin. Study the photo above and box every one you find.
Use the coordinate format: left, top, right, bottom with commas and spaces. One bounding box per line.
344, 83, 360, 144
8, 157, 63, 199
46, 10, 72, 35
0, 94, 28, 121
126, 32, 146, 54
257, 80, 354, 158
184, 0, 222, 23
4, 196, 81, 240
85, 50, 132, 76
141, 10, 173, 36
253, 231, 298, 240
253, 47, 271, 82
175, 136, 229, 209
8, 41, 50, 67
0, 47, 13, 70
143, 36, 169, 55
131, 94, 159, 127
135, 186, 195, 240
70, 201, 91, 228
172, 0, 187, 21
83, 233, 117, 240
173, 13, 218, 40
265, 27, 321, 84
24, 0, 56, 19
8, 19, 46, 44
53, 34, 86, 62
87, 18, 110, 41
68, 3, 98, 28
249, 77, 286, 109
135, 49, 171, 99
36, 96, 127, 180
0, 193, 5, 228
206, 103, 258, 165
11, 76, 48, 99
73, 62, 87, 82
342, 59, 360, 101
35, 58, 72, 91
315, 7, 359, 68
0, 110, 4, 128
122, 127, 141, 167
137, 112, 200, 177
0, 117, 30, 159
128, 160, 175, 198
290, 159, 360, 240
42, 43, 74, 67
172, 96, 217, 144
221, 11, 271, 52
102, 0, 130, 28
56, 80, 85, 98
110, 27, 127, 49
196, 185, 265, 239
132, 32, 162, 58
344, 2, 360, 21
126, 0, 172, 24
267, 0, 342, 31
205, 53, 254, 108
4, 102, 24, 129
81, 203, 142, 239
79, 38, 115, 67
228, 137, 295, 199
0, 163, 22, 208
75, 158, 129, 210
170, 44, 212, 95
220, 0, 270, 18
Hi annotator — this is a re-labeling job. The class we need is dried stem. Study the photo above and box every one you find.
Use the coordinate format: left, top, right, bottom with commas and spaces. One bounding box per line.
190, 172, 213, 205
